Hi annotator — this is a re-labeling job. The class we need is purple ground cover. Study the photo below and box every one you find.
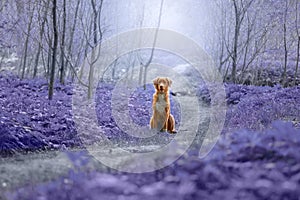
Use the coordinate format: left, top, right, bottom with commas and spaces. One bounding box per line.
7, 121, 300, 200
197, 82, 300, 131
224, 84, 300, 132
0, 73, 80, 155
1, 73, 299, 154
0, 73, 182, 154
1, 73, 300, 199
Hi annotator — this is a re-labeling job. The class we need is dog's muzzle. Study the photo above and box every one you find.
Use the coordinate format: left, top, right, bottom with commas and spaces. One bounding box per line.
159, 85, 164, 92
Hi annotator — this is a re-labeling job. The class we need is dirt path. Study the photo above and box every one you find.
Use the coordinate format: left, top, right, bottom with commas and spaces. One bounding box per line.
0, 150, 73, 192
0, 100, 212, 199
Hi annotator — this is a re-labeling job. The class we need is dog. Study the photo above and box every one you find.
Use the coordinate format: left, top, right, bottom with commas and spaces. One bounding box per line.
150, 77, 176, 133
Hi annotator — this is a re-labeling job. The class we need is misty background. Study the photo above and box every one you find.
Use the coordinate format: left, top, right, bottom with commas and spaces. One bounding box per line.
0, 0, 299, 99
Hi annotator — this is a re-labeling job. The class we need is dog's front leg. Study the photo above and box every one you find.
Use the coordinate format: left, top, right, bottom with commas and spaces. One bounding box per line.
162, 118, 168, 131
152, 110, 158, 129
162, 107, 170, 131
150, 95, 158, 129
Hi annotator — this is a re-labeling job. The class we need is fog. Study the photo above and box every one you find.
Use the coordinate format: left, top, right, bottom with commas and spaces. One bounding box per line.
102, 0, 218, 52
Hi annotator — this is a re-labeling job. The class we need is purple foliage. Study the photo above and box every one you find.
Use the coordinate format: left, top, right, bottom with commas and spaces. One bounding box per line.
0, 73, 80, 155
7, 121, 300, 200
1, 72, 300, 199
1, 72, 299, 155
0, 73, 182, 154
197, 82, 300, 132
225, 84, 300, 132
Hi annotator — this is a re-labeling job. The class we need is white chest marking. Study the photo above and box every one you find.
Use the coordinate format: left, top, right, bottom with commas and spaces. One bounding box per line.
156, 94, 167, 113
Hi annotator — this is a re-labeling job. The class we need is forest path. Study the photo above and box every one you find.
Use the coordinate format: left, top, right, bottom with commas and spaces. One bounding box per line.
0, 97, 211, 199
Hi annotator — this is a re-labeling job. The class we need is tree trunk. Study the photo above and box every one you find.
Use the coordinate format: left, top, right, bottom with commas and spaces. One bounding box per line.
294, 36, 300, 86
33, 0, 49, 78
282, 1, 288, 87
21, 5, 34, 79
33, 45, 42, 78
59, 0, 66, 84
47, 42, 52, 78
282, 19, 288, 87
143, 0, 164, 89
66, 0, 80, 80
88, 0, 99, 99
48, 0, 58, 100
231, 0, 239, 83
294, 2, 299, 86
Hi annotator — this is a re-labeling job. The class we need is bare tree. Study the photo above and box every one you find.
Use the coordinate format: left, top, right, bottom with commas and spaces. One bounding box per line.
48, 0, 58, 100
20, 0, 35, 79
33, 0, 50, 78
59, 0, 67, 84
240, 6, 268, 78
111, 0, 119, 80
65, 0, 81, 79
230, 0, 255, 83
282, 0, 289, 87
40, 8, 55, 79
294, 0, 300, 86
137, 2, 145, 85
86, 0, 103, 99
215, 0, 230, 73
215, 0, 271, 84
140, 0, 164, 89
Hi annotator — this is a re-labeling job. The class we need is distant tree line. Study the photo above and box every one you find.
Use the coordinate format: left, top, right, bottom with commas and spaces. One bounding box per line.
0, 0, 299, 99
0, 0, 105, 99
212, 0, 300, 86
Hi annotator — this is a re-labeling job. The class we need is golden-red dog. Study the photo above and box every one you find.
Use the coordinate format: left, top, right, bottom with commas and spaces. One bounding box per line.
150, 77, 176, 133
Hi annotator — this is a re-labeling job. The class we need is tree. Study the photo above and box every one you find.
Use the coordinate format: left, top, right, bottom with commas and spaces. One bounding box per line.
59, 0, 67, 84
48, 0, 58, 100
139, 0, 164, 89
294, 0, 300, 86
65, 0, 81, 80
86, 0, 103, 99
214, 0, 272, 84
230, 0, 255, 83
281, 0, 289, 87
33, 0, 50, 78
20, 0, 35, 79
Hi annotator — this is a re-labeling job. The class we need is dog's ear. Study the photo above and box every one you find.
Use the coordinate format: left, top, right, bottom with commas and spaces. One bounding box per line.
166, 78, 172, 86
153, 77, 160, 86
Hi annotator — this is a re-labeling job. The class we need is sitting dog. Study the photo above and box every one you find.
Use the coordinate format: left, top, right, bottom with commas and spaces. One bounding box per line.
150, 77, 176, 133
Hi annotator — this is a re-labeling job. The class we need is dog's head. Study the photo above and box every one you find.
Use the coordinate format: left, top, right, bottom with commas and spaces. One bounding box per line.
153, 77, 172, 94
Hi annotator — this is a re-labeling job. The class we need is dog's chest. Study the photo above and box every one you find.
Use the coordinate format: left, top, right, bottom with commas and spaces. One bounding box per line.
155, 94, 167, 113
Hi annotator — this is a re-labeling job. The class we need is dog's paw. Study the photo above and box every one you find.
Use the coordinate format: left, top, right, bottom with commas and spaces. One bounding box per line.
168, 130, 177, 134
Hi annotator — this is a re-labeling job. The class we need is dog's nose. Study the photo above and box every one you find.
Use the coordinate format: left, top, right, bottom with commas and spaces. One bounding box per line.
160, 86, 163, 90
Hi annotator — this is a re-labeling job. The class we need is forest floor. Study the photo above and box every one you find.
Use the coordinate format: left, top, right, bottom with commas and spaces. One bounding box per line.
0, 96, 211, 195
1, 72, 300, 199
